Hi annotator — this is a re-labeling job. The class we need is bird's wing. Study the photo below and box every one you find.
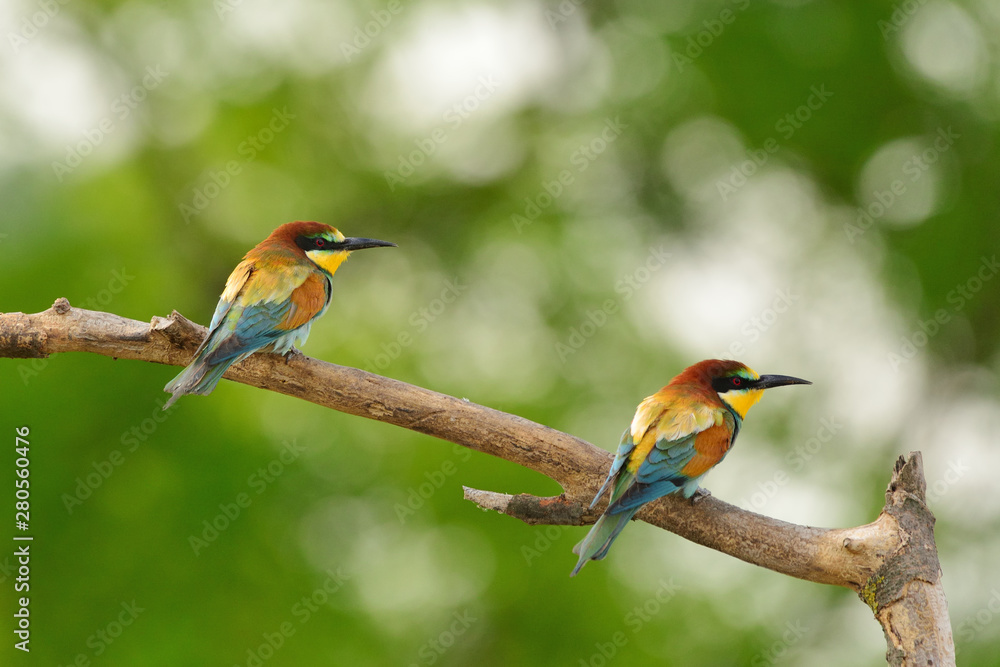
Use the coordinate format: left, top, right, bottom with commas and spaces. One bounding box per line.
207, 261, 254, 332
202, 301, 291, 365
201, 263, 323, 365
590, 392, 691, 509
605, 394, 735, 514
589, 426, 636, 508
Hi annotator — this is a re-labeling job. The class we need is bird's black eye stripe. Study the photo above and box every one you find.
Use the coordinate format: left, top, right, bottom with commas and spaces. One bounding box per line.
712, 376, 754, 393
295, 235, 341, 251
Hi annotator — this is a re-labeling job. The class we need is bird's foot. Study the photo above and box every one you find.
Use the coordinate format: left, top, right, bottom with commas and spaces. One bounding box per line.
690, 487, 712, 504
284, 348, 306, 364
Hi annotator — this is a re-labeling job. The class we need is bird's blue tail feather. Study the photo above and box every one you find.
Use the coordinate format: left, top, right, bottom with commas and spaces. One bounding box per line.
570, 506, 640, 576
163, 356, 232, 409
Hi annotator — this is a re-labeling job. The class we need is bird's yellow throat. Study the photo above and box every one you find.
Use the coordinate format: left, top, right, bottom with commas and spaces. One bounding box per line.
307, 249, 350, 276
720, 388, 764, 419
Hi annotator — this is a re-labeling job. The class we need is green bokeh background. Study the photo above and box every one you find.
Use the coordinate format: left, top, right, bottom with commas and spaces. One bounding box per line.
3, 0, 1000, 665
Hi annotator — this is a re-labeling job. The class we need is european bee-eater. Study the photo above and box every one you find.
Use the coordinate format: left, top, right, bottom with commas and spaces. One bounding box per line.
570, 359, 810, 576
163, 221, 395, 408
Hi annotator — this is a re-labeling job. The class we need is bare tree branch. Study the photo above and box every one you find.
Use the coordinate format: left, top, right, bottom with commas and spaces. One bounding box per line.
0, 300, 955, 666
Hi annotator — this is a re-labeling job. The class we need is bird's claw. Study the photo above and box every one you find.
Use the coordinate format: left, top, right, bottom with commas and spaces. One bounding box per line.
284, 348, 305, 364
690, 487, 712, 504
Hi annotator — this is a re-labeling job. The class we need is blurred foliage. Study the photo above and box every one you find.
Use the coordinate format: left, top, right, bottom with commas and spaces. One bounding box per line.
3, 0, 1000, 665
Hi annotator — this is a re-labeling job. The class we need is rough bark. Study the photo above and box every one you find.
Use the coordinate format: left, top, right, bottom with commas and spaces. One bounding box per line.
0, 300, 955, 666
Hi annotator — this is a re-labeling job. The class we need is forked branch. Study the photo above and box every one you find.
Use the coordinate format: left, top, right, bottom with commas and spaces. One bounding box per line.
0, 299, 955, 666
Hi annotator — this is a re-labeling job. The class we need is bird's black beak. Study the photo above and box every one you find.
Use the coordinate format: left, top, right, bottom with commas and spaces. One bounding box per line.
341, 237, 397, 251
757, 374, 812, 389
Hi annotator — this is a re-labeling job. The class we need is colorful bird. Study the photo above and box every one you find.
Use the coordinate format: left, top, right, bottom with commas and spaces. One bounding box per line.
571, 359, 810, 576
163, 221, 395, 408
